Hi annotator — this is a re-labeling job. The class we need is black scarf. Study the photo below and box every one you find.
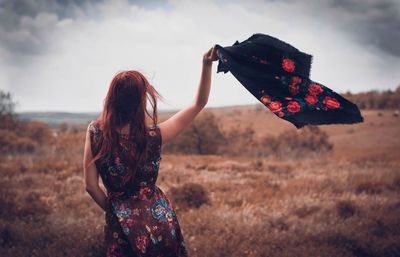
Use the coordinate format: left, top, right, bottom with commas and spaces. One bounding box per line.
215, 33, 363, 129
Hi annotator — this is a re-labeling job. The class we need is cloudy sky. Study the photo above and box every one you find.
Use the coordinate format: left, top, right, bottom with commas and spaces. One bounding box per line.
1, 0, 399, 112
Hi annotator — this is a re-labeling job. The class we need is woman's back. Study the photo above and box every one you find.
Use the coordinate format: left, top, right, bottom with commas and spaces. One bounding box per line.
89, 121, 162, 199
88, 120, 188, 256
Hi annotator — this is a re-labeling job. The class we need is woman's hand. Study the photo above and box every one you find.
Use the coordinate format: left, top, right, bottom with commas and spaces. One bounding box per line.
202, 46, 219, 66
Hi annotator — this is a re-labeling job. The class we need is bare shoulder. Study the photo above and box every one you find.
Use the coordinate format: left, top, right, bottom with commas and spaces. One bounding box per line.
87, 120, 95, 132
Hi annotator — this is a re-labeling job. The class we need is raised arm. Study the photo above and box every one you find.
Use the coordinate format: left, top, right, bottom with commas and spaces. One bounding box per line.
158, 46, 219, 145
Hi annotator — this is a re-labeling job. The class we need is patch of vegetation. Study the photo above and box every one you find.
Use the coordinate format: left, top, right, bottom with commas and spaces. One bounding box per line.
169, 182, 210, 211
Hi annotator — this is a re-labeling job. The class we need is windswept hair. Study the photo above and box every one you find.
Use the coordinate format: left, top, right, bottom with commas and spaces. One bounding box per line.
88, 70, 162, 184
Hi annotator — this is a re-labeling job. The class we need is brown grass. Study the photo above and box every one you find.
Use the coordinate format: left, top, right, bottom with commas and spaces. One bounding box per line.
0, 109, 399, 256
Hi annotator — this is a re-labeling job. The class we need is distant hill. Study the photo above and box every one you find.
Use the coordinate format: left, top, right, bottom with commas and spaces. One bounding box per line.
16, 112, 101, 127
15, 109, 182, 127
15, 105, 256, 127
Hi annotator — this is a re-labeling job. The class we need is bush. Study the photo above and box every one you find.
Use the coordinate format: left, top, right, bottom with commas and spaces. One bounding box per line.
0, 129, 38, 154
342, 86, 400, 109
219, 125, 333, 158
0, 90, 54, 154
336, 200, 357, 219
272, 125, 333, 157
355, 182, 383, 195
18, 120, 54, 145
161, 103, 333, 158
169, 182, 209, 211
221, 124, 258, 156
163, 111, 225, 154
0, 91, 17, 131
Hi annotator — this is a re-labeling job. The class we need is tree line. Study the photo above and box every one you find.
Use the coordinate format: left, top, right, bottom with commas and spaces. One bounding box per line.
342, 86, 400, 110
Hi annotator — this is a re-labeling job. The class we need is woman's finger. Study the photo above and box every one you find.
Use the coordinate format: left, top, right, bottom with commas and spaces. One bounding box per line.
210, 46, 218, 61
205, 47, 213, 57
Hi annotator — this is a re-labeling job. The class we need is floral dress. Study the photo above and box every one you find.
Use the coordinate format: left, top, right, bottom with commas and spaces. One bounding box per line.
88, 121, 188, 257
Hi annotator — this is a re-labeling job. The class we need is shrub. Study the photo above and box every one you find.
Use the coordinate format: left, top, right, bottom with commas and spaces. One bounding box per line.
0, 129, 38, 154
18, 120, 54, 144
0, 91, 54, 153
355, 182, 383, 195
169, 182, 209, 211
58, 122, 69, 133
0, 91, 17, 131
342, 86, 400, 110
0, 226, 14, 248
163, 111, 225, 154
293, 205, 321, 218
272, 125, 333, 157
14, 137, 38, 153
336, 200, 357, 219
219, 125, 333, 158
221, 124, 258, 156
325, 233, 373, 257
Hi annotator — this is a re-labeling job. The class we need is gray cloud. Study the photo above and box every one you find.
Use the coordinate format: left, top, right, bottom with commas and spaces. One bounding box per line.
0, 0, 103, 56
234, 0, 400, 57
1, 0, 399, 58
327, 0, 400, 57
0, 0, 169, 57
301, 0, 400, 57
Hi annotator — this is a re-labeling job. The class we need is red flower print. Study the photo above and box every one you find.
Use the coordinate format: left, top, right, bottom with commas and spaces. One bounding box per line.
139, 187, 151, 200
282, 58, 295, 72
285, 97, 293, 100
260, 95, 272, 105
305, 93, 318, 104
308, 83, 323, 95
125, 218, 135, 226
107, 243, 119, 256
278, 111, 284, 117
291, 76, 302, 84
288, 84, 299, 95
323, 96, 341, 109
268, 101, 282, 112
287, 101, 301, 113
135, 235, 148, 253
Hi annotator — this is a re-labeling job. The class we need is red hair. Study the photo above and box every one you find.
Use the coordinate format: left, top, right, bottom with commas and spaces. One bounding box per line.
89, 70, 162, 183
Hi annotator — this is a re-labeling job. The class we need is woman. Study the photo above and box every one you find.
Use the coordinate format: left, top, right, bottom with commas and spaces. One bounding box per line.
83, 46, 219, 257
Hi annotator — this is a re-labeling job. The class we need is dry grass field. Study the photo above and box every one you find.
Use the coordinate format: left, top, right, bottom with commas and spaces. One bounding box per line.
1, 106, 399, 257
